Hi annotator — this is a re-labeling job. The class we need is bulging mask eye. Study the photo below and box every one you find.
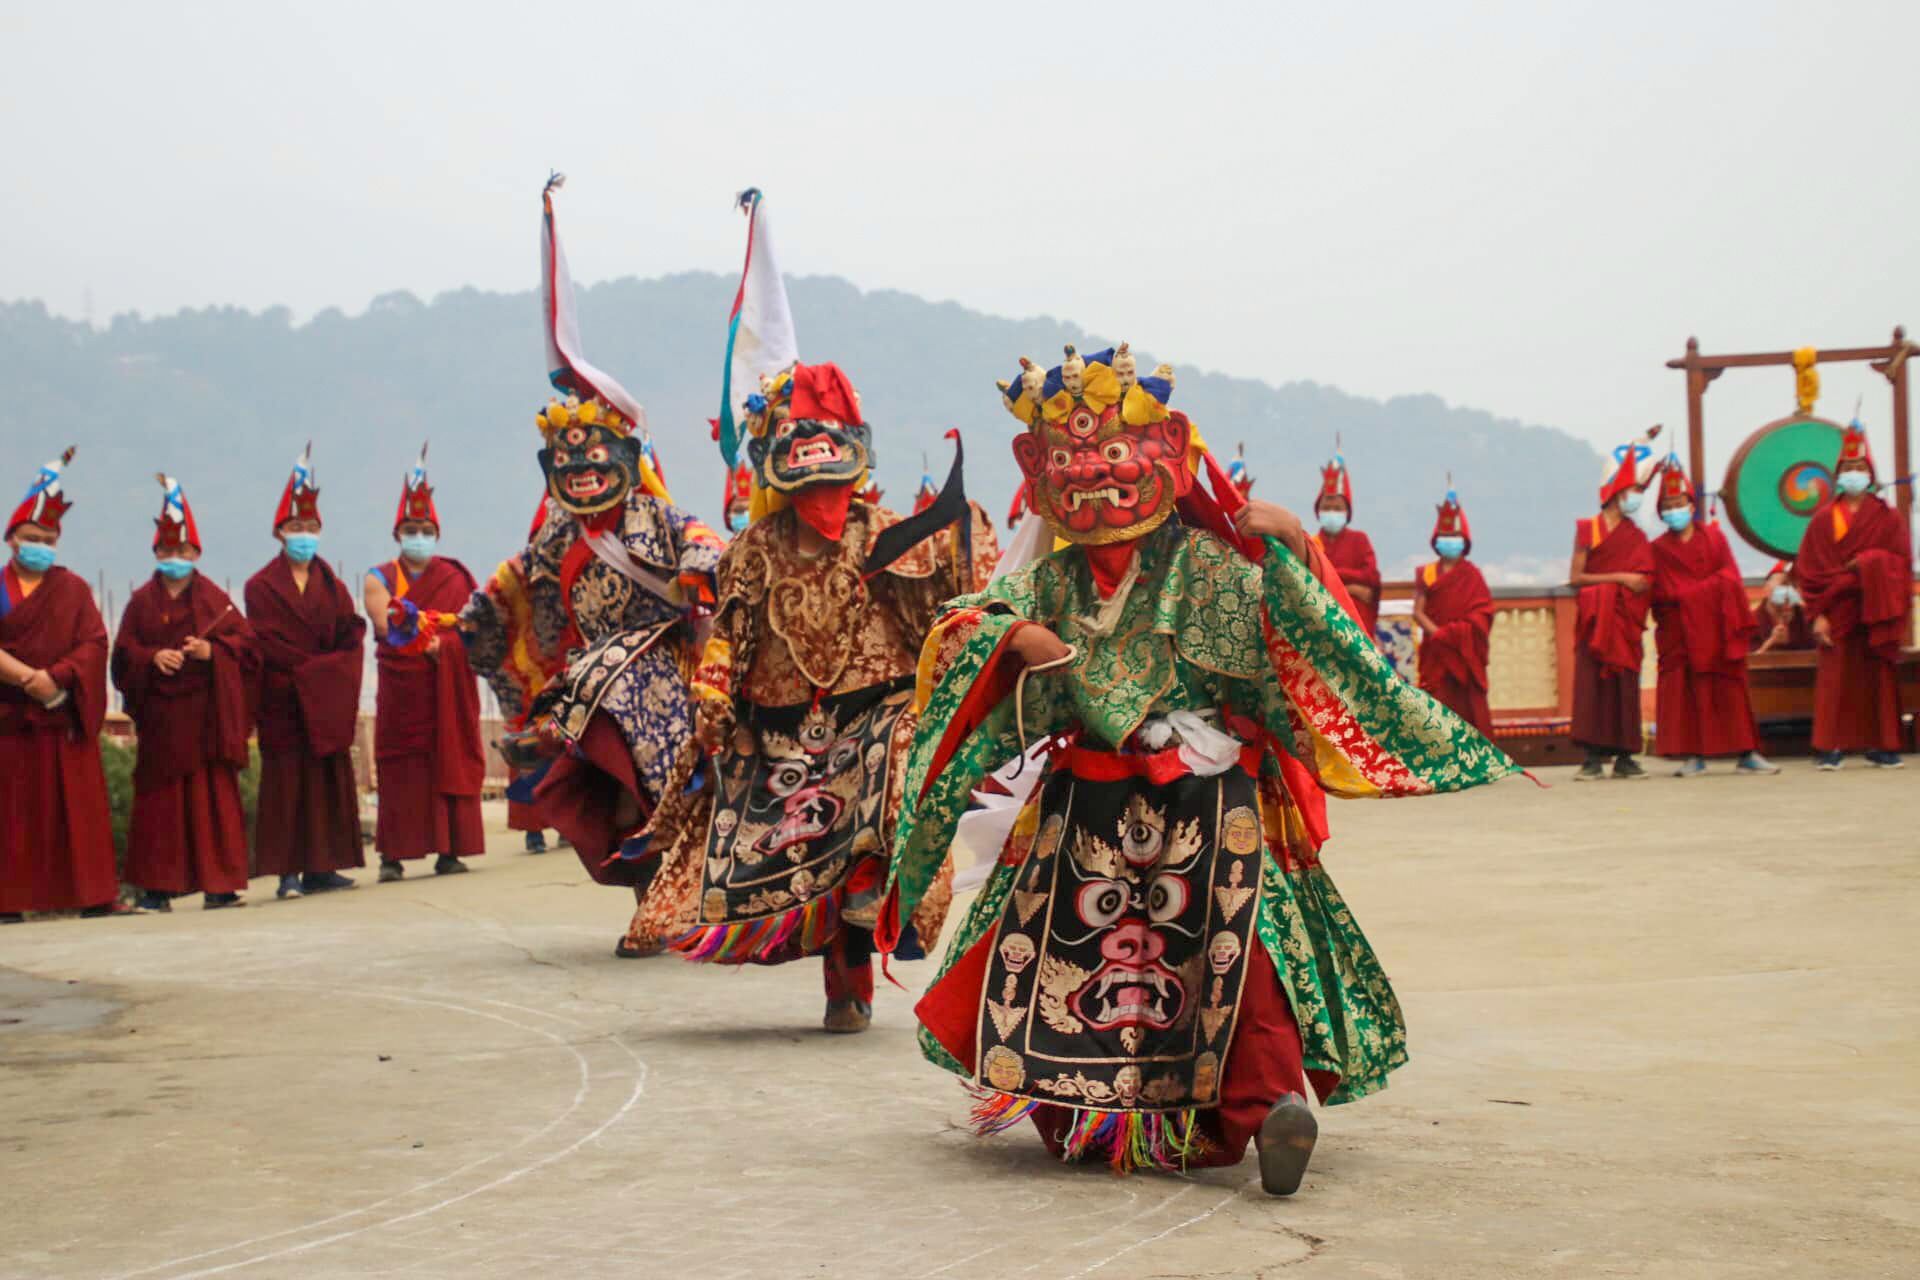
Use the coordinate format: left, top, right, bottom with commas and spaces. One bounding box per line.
586, 444, 610, 464
1146, 873, 1190, 922
1050, 449, 1072, 469
552, 449, 572, 466
1102, 440, 1132, 463
1075, 880, 1128, 928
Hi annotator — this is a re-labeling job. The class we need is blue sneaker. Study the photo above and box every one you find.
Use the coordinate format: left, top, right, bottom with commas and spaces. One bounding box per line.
1674, 756, 1707, 778
1866, 751, 1905, 769
276, 875, 304, 899
1815, 751, 1844, 772
1736, 752, 1780, 775
301, 871, 357, 893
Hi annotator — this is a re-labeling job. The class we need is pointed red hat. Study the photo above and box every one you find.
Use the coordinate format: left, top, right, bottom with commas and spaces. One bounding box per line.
1314, 451, 1353, 513
723, 457, 753, 516
1227, 443, 1255, 499
153, 474, 202, 553
1432, 484, 1471, 553
272, 442, 322, 531
858, 479, 883, 505
7, 446, 76, 538
393, 441, 439, 534
1655, 452, 1694, 507
1600, 424, 1662, 506
1837, 417, 1876, 479
913, 465, 940, 515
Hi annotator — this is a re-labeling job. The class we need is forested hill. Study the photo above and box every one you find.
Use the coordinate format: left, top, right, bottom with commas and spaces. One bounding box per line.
0, 276, 1600, 597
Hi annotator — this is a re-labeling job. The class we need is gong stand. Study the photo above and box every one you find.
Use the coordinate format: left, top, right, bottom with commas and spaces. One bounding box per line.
1666, 327, 1913, 528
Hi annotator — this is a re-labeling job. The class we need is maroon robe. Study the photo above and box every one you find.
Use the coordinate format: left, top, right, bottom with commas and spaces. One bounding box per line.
1650, 523, 1758, 758
111, 573, 258, 894
244, 556, 366, 875
0, 564, 119, 912
372, 556, 486, 860
1796, 495, 1912, 753
1317, 527, 1382, 639
1572, 515, 1653, 754
1416, 558, 1495, 737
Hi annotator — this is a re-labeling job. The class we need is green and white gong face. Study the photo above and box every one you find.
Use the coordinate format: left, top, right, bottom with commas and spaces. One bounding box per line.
1723, 416, 1846, 559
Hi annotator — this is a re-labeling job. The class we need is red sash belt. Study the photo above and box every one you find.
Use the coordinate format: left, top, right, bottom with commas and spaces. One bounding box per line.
1058, 742, 1260, 785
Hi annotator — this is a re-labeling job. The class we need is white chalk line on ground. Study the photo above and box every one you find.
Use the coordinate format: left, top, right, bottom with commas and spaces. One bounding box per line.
1062, 1188, 1241, 1278
102, 980, 646, 1280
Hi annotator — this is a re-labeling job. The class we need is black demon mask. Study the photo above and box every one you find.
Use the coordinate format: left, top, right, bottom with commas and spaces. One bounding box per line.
540, 420, 640, 518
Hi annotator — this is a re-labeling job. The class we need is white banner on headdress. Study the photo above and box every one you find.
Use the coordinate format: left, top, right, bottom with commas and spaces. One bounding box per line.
542, 174, 646, 430
717, 189, 798, 465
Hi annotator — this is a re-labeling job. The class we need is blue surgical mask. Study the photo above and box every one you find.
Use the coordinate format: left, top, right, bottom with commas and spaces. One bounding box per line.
1317, 511, 1349, 535
14, 542, 57, 573
156, 558, 196, 581
1770, 585, 1800, 606
726, 510, 750, 534
398, 533, 438, 562
1619, 490, 1645, 516
1836, 470, 1872, 496
1434, 535, 1466, 560
282, 533, 321, 564
1660, 507, 1694, 532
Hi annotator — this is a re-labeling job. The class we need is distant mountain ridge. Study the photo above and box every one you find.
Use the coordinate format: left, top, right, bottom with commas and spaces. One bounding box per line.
0, 275, 1601, 598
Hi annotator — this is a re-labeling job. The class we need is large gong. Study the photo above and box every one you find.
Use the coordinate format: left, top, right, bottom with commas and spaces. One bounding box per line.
1722, 415, 1846, 559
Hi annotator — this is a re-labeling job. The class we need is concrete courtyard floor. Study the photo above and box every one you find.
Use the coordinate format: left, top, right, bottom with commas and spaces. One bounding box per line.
2, 761, 1916, 1279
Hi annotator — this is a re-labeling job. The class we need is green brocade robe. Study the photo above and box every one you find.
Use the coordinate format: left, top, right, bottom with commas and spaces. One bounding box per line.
889, 519, 1519, 1104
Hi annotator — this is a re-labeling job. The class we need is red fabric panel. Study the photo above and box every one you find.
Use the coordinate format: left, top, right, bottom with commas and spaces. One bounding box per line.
125, 765, 250, 895
112, 575, 257, 788
0, 567, 110, 741
1574, 517, 1655, 675
915, 930, 996, 1070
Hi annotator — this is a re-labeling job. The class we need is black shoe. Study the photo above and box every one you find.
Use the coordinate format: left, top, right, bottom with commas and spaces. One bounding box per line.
1257, 1093, 1319, 1196
378, 860, 404, 883
301, 872, 357, 893
203, 892, 244, 910
434, 855, 469, 876
1, 913, 26, 924
1865, 751, 1905, 769
137, 891, 173, 912
1574, 759, 1607, 782
524, 832, 547, 854
1815, 751, 1845, 772
1612, 756, 1648, 780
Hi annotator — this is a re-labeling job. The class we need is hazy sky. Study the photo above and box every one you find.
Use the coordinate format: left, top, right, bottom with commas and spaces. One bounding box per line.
4, 0, 1915, 480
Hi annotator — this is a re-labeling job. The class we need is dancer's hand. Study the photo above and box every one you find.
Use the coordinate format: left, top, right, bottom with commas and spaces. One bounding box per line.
1010, 624, 1071, 668
1232, 500, 1307, 556
154, 649, 186, 676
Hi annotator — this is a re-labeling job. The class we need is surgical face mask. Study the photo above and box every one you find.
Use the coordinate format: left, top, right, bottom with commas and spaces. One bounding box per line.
398, 533, 437, 562
282, 532, 321, 564
1434, 535, 1466, 561
156, 558, 196, 581
1660, 507, 1694, 532
1618, 490, 1645, 516
726, 510, 750, 534
1770, 585, 1801, 607
1836, 469, 1872, 496
1317, 510, 1349, 535
13, 542, 57, 573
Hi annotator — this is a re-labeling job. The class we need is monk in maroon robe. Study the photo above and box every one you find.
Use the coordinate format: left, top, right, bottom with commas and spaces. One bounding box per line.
0, 451, 123, 919
1311, 456, 1380, 641
1413, 488, 1494, 737
1752, 561, 1813, 653
1648, 463, 1775, 776
1796, 426, 1911, 768
247, 448, 366, 896
363, 457, 487, 880
1568, 426, 1662, 780
112, 479, 259, 908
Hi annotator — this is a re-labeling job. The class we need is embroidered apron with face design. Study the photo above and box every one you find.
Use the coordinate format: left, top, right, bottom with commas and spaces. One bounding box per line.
974, 760, 1263, 1113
